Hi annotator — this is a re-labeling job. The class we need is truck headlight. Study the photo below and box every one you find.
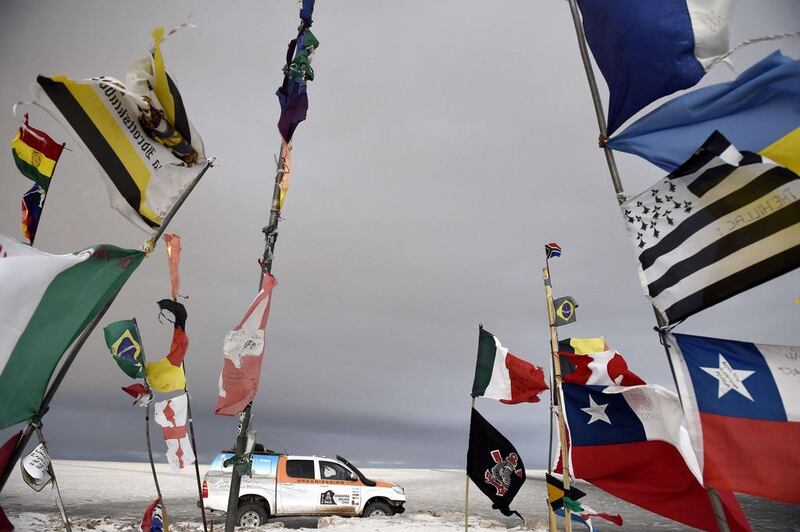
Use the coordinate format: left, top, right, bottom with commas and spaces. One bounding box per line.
392, 485, 405, 495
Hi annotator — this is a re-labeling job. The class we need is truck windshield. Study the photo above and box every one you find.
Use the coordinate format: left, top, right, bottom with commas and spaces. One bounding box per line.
319, 461, 353, 481
336, 455, 376, 487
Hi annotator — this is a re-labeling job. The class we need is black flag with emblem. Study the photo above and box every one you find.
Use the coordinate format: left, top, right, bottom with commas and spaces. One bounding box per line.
467, 408, 525, 518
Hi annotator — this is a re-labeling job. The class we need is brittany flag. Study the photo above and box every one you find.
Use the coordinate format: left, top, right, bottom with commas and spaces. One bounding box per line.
622, 132, 800, 324
669, 333, 800, 504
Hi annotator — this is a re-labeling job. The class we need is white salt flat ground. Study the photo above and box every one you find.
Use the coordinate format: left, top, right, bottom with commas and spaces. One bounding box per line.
1, 461, 799, 531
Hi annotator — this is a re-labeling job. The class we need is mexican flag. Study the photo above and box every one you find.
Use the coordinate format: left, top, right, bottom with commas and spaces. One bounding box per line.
0, 235, 144, 429
471, 327, 548, 404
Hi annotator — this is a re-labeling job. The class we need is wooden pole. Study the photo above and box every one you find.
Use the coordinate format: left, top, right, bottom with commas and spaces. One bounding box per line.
0, 160, 213, 494
182, 365, 208, 532
464, 396, 475, 532
543, 261, 571, 532
224, 146, 285, 532
561, 2, 730, 530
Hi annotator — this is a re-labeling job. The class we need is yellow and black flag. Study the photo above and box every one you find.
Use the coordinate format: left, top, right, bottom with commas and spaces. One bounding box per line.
546, 472, 586, 511
33, 28, 206, 231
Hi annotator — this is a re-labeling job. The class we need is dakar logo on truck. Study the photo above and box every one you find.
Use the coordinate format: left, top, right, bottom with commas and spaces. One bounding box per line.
320, 490, 336, 505
483, 449, 522, 496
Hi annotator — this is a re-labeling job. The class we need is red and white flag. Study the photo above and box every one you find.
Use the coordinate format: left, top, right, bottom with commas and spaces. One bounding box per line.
153, 394, 194, 471
561, 349, 645, 387
215, 273, 277, 416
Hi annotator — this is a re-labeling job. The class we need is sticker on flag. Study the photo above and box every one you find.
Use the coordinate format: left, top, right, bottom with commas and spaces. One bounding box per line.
223, 329, 265, 368
216, 274, 277, 416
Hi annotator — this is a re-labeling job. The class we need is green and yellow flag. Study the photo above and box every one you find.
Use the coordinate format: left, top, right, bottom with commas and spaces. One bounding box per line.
104, 319, 144, 379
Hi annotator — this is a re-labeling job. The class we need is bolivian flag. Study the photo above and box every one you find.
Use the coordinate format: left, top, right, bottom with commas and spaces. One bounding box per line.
11, 114, 64, 191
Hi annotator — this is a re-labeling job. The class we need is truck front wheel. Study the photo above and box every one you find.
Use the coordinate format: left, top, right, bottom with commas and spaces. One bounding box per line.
363, 500, 393, 517
237, 502, 268, 527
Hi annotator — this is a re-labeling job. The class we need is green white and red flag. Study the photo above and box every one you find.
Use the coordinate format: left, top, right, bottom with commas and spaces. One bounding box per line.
471, 327, 548, 404
0, 234, 144, 429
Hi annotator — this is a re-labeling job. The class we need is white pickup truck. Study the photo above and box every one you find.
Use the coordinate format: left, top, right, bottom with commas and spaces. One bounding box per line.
202, 451, 406, 527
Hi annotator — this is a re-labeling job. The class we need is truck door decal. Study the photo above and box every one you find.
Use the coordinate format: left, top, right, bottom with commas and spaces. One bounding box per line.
320, 490, 336, 505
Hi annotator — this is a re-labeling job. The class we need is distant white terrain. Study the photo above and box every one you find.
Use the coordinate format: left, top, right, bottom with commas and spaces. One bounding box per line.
2, 461, 798, 531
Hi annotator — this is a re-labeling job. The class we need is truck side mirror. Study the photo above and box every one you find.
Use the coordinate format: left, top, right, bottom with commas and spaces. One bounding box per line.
349, 472, 358, 482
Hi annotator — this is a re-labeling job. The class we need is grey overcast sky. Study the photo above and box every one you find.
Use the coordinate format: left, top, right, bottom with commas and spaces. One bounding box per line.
0, 1, 798, 469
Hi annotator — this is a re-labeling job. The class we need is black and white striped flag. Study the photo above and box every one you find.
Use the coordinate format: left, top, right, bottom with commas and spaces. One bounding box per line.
621, 131, 800, 323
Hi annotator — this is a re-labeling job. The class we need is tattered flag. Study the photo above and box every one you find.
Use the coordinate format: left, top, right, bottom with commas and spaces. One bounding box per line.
146, 300, 188, 393
276, 6, 320, 143
216, 274, 277, 416
546, 472, 586, 511
153, 394, 195, 472
0, 236, 144, 429
33, 27, 206, 231
163, 233, 182, 301
20, 184, 45, 245
122, 383, 153, 407
140, 497, 166, 532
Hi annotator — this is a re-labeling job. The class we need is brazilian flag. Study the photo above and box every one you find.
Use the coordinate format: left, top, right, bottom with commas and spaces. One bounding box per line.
104, 319, 144, 379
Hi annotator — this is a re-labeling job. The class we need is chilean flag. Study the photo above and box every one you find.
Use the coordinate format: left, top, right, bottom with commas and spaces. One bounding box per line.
562, 383, 750, 531
669, 333, 800, 504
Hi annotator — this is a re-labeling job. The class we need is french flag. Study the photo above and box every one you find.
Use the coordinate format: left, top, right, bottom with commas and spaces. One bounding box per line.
562, 382, 750, 531
577, 0, 732, 133
669, 333, 800, 504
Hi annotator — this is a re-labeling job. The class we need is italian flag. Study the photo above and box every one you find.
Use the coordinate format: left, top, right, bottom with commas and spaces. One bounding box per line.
471, 327, 548, 404
0, 235, 143, 429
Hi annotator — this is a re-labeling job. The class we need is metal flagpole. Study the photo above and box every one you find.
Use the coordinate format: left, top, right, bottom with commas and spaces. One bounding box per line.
0, 159, 214, 494
561, 2, 731, 530
464, 396, 475, 532
182, 363, 208, 532
543, 260, 572, 532
224, 145, 285, 532
134, 317, 163, 504
31, 425, 72, 532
